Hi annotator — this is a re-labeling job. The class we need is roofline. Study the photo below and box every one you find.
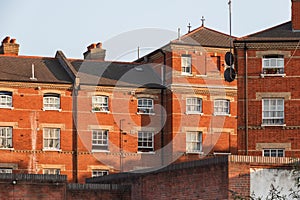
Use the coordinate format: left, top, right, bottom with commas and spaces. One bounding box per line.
180, 25, 237, 41
237, 21, 291, 40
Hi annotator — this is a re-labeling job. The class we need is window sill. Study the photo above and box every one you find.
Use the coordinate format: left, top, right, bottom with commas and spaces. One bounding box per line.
43, 148, 62, 152
137, 112, 155, 115
261, 124, 286, 127
92, 150, 110, 153
137, 151, 155, 154
0, 106, 14, 110
213, 113, 231, 116
185, 112, 203, 115
91, 110, 110, 113
260, 73, 286, 78
186, 151, 204, 155
181, 73, 193, 76
0, 147, 14, 150
42, 108, 62, 112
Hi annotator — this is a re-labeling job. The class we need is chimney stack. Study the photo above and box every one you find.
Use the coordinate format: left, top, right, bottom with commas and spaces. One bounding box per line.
292, 0, 300, 31
0, 36, 20, 55
83, 42, 106, 61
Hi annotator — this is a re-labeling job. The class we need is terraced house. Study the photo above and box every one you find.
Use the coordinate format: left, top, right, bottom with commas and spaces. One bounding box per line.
0, 21, 237, 183
236, 0, 300, 158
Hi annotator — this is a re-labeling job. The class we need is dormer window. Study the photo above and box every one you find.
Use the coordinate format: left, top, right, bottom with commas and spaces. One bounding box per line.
0, 91, 12, 108
262, 55, 284, 75
43, 93, 60, 111
181, 55, 192, 75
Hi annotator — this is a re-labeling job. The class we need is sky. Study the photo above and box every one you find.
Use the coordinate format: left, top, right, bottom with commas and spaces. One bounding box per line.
0, 0, 291, 61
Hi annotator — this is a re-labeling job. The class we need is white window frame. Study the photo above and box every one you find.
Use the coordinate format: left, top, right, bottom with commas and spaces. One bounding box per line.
262, 98, 284, 126
92, 129, 109, 152
263, 149, 284, 157
92, 169, 109, 177
186, 97, 202, 114
43, 93, 61, 111
92, 96, 109, 112
43, 128, 60, 150
0, 91, 12, 108
137, 98, 154, 114
0, 168, 12, 173
0, 127, 12, 149
262, 55, 284, 75
214, 99, 230, 116
186, 131, 202, 153
181, 55, 192, 75
138, 131, 154, 152
43, 168, 60, 175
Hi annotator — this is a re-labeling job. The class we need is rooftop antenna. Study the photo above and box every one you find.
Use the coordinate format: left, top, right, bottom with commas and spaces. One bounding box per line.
187, 23, 192, 33
201, 16, 205, 27
30, 63, 37, 80
178, 28, 181, 40
137, 46, 140, 59
224, 0, 236, 82
228, 0, 232, 52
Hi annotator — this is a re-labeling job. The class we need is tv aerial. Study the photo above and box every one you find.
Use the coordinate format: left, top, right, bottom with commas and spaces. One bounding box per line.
224, 0, 236, 82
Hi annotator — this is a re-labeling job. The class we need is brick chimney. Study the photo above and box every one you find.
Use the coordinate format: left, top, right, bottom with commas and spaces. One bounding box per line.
83, 42, 106, 61
0, 36, 20, 55
292, 0, 300, 31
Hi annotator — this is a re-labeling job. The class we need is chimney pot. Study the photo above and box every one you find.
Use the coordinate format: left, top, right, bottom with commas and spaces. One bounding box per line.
10, 39, 16, 44
2, 36, 10, 44
96, 42, 102, 49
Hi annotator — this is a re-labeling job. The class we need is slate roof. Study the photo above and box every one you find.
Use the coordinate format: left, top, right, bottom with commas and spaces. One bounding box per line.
236, 21, 300, 41
174, 26, 235, 48
0, 53, 162, 88
0, 55, 73, 84
70, 60, 162, 88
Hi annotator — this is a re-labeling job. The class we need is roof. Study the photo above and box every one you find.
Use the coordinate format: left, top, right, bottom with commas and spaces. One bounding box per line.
236, 21, 300, 41
70, 60, 163, 88
0, 55, 73, 84
174, 25, 236, 48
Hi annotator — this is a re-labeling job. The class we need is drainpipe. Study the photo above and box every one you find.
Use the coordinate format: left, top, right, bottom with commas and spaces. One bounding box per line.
158, 49, 166, 166
244, 43, 248, 155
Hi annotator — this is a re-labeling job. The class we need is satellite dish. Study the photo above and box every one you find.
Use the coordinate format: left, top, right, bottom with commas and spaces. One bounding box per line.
224, 67, 236, 82
225, 52, 234, 66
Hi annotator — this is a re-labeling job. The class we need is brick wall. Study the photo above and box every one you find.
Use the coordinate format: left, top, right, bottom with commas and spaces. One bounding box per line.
0, 173, 130, 200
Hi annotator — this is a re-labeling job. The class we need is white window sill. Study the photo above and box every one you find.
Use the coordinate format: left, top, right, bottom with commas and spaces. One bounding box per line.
261, 124, 286, 127
42, 108, 62, 112
213, 113, 231, 116
260, 73, 286, 78
91, 110, 110, 113
137, 112, 155, 115
0, 106, 14, 110
137, 151, 155, 154
181, 73, 193, 76
43, 148, 62, 152
0, 147, 14, 150
185, 112, 203, 115
91, 150, 110, 153
195, 74, 207, 77
186, 151, 204, 155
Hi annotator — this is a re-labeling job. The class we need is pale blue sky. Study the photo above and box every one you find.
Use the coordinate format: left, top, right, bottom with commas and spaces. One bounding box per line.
0, 0, 291, 61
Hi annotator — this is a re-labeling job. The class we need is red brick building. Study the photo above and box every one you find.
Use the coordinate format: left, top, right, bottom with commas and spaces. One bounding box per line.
236, 0, 300, 157
0, 39, 163, 183
137, 24, 237, 163
0, 22, 237, 183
